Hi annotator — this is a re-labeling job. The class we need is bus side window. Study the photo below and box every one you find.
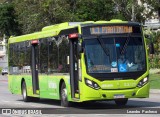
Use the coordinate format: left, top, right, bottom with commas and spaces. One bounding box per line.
58, 39, 70, 73
48, 37, 58, 74
40, 39, 48, 74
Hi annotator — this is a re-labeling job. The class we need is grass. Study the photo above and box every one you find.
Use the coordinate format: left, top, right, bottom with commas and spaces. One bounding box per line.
149, 73, 160, 89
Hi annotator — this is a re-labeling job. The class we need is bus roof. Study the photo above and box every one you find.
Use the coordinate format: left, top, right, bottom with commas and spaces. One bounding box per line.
9, 19, 140, 44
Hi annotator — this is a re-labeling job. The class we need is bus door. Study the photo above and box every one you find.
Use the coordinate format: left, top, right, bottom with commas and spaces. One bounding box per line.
31, 40, 39, 94
69, 34, 80, 99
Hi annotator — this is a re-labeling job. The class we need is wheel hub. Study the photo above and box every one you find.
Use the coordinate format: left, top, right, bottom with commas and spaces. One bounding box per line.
23, 86, 26, 99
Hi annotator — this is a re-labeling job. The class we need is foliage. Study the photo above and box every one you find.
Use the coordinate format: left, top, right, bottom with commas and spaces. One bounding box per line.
12, 0, 74, 34
146, 31, 160, 69
112, 0, 160, 23
149, 56, 160, 69
12, 0, 44, 34
0, 67, 2, 73
149, 73, 160, 89
11, 0, 116, 34
0, 0, 12, 3
74, 0, 115, 21
0, 3, 20, 37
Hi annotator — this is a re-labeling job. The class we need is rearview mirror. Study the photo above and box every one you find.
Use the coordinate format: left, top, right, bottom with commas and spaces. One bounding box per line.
78, 42, 83, 53
77, 42, 82, 59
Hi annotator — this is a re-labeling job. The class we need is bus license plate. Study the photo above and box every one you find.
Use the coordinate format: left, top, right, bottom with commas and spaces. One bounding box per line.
114, 94, 125, 99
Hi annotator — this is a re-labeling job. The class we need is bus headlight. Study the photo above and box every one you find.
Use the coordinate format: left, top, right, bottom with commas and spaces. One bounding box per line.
137, 77, 148, 88
85, 78, 100, 90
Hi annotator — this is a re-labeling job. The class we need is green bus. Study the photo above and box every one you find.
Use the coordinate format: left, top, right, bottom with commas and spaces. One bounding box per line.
8, 19, 153, 107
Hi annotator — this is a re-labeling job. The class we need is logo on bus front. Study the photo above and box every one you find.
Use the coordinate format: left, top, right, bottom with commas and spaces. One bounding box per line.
101, 84, 113, 88
118, 64, 127, 72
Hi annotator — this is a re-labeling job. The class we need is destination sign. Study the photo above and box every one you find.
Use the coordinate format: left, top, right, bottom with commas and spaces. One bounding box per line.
90, 26, 133, 34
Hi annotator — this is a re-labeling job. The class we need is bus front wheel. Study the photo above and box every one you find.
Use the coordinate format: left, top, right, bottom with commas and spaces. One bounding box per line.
60, 82, 71, 107
115, 98, 128, 106
22, 81, 31, 102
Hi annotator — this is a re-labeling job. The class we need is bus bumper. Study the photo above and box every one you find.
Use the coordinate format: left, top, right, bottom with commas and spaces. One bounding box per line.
80, 83, 150, 102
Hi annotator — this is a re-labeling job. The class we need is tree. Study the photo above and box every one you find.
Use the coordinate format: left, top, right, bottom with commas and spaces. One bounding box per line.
74, 0, 115, 21
12, 0, 73, 34
0, 0, 12, 3
112, 0, 160, 23
150, 31, 160, 68
0, 3, 20, 37
12, 0, 117, 34
12, 0, 44, 34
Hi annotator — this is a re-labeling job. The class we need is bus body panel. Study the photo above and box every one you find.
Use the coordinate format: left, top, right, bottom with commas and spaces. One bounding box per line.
8, 75, 39, 97
79, 83, 149, 102
8, 75, 22, 95
39, 75, 71, 100
8, 74, 72, 100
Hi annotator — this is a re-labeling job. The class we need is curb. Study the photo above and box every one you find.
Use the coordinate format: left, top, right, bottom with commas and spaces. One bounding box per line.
0, 80, 8, 82
150, 89, 160, 94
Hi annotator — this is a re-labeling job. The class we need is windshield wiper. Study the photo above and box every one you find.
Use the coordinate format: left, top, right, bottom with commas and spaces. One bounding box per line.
97, 36, 111, 62
120, 36, 130, 55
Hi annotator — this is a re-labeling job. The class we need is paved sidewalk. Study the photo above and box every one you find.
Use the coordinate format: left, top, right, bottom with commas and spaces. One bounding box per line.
150, 89, 160, 94
0, 75, 8, 80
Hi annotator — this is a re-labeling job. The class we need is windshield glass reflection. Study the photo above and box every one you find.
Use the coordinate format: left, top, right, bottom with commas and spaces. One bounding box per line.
84, 36, 146, 73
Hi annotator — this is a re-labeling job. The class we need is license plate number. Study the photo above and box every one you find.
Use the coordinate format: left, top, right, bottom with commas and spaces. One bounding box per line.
114, 94, 125, 99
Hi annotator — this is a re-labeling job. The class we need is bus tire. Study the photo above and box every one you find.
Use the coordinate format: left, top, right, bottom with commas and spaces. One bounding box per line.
22, 81, 31, 102
115, 98, 128, 106
60, 82, 71, 107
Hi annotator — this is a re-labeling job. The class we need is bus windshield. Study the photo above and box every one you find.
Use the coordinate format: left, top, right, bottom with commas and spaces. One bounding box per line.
84, 36, 146, 73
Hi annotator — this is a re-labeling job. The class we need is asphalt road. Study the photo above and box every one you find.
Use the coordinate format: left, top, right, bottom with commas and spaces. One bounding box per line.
0, 75, 160, 117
